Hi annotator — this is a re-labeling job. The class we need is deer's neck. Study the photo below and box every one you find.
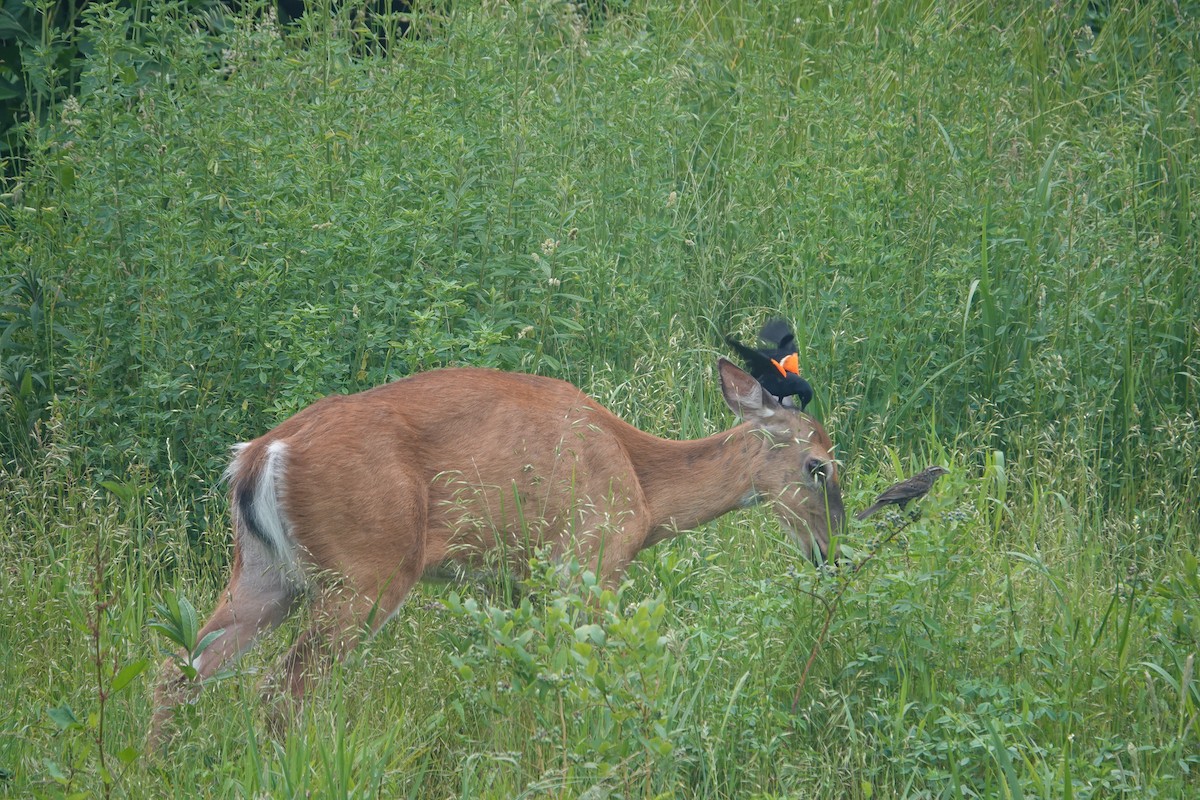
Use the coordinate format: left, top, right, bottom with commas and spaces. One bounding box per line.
625, 424, 764, 545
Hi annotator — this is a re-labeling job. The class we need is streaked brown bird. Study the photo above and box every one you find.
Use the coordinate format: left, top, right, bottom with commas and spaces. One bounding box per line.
855, 466, 949, 520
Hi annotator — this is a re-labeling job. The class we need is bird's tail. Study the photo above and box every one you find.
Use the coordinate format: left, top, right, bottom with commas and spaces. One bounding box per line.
855, 503, 884, 521
759, 319, 795, 349
725, 335, 767, 367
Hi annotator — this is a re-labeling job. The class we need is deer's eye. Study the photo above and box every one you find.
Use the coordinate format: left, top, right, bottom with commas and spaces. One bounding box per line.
805, 457, 830, 484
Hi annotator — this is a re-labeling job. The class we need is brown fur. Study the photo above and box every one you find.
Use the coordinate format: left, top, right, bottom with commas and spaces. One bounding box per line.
149, 359, 844, 746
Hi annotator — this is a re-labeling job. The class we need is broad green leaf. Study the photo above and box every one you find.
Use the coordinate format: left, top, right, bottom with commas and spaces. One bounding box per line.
99, 480, 133, 503
194, 628, 225, 658
47, 704, 80, 731
110, 659, 149, 694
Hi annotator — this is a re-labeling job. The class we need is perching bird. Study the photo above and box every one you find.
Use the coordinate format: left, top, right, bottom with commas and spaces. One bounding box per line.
855, 466, 949, 520
725, 319, 814, 410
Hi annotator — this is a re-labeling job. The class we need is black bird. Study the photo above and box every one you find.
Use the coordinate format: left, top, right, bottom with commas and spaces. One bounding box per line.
855, 466, 949, 520
725, 319, 814, 410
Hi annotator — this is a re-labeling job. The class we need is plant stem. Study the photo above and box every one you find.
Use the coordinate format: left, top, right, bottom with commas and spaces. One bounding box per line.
791, 516, 916, 713
92, 521, 111, 798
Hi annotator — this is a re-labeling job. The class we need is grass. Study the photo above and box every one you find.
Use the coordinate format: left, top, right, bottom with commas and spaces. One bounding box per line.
1, 0, 1197, 796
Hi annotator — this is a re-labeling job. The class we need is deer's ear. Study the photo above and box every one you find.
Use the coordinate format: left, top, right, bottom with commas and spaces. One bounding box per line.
718, 358, 784, 424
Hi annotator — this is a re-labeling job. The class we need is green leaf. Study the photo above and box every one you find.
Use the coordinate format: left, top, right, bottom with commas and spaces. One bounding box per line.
47, 704, 80, 731
147, 619, 183, 647
177, 595, 199, 648
99, 480, 133, 503
984, 718, 1025, 800
646, 736, 673, 756
109, 659, 149, 694
55, 163, 75, 191
150, 592, 204, 653
575, 624, 606, 646
43, 759, 68, 784
193, 628, 225, 659
0, 18, 33, 37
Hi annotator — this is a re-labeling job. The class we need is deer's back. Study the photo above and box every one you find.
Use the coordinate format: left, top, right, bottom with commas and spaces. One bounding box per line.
244, 368, 648, 569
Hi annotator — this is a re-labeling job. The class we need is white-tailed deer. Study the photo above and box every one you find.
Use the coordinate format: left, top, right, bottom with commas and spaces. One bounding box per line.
150, 359, 844, 744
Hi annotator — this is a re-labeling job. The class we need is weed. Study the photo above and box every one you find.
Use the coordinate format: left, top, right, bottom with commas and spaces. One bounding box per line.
0, 0, 1196, 796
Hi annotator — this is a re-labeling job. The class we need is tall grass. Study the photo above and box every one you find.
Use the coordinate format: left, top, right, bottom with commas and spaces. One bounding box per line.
1, 0, 1197, 796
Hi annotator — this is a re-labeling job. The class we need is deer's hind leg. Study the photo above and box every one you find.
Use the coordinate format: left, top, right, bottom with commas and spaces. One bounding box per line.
149, 544, 300, 748
260, 475, 429, 732
259, 560, 423, 735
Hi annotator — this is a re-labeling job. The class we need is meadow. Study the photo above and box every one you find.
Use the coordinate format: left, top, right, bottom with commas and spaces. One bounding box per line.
1, 0, 1197, 796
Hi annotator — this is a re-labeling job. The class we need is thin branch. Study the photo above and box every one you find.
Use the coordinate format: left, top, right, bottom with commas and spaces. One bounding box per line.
791, 514, 916, 713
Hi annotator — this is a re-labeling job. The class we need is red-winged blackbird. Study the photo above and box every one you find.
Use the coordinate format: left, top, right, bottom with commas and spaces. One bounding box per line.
725, 319, 814, 410
855, 466, 949, 520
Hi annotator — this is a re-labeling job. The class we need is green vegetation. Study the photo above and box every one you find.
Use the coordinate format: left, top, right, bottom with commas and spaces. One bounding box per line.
1, 0, 1197, 796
